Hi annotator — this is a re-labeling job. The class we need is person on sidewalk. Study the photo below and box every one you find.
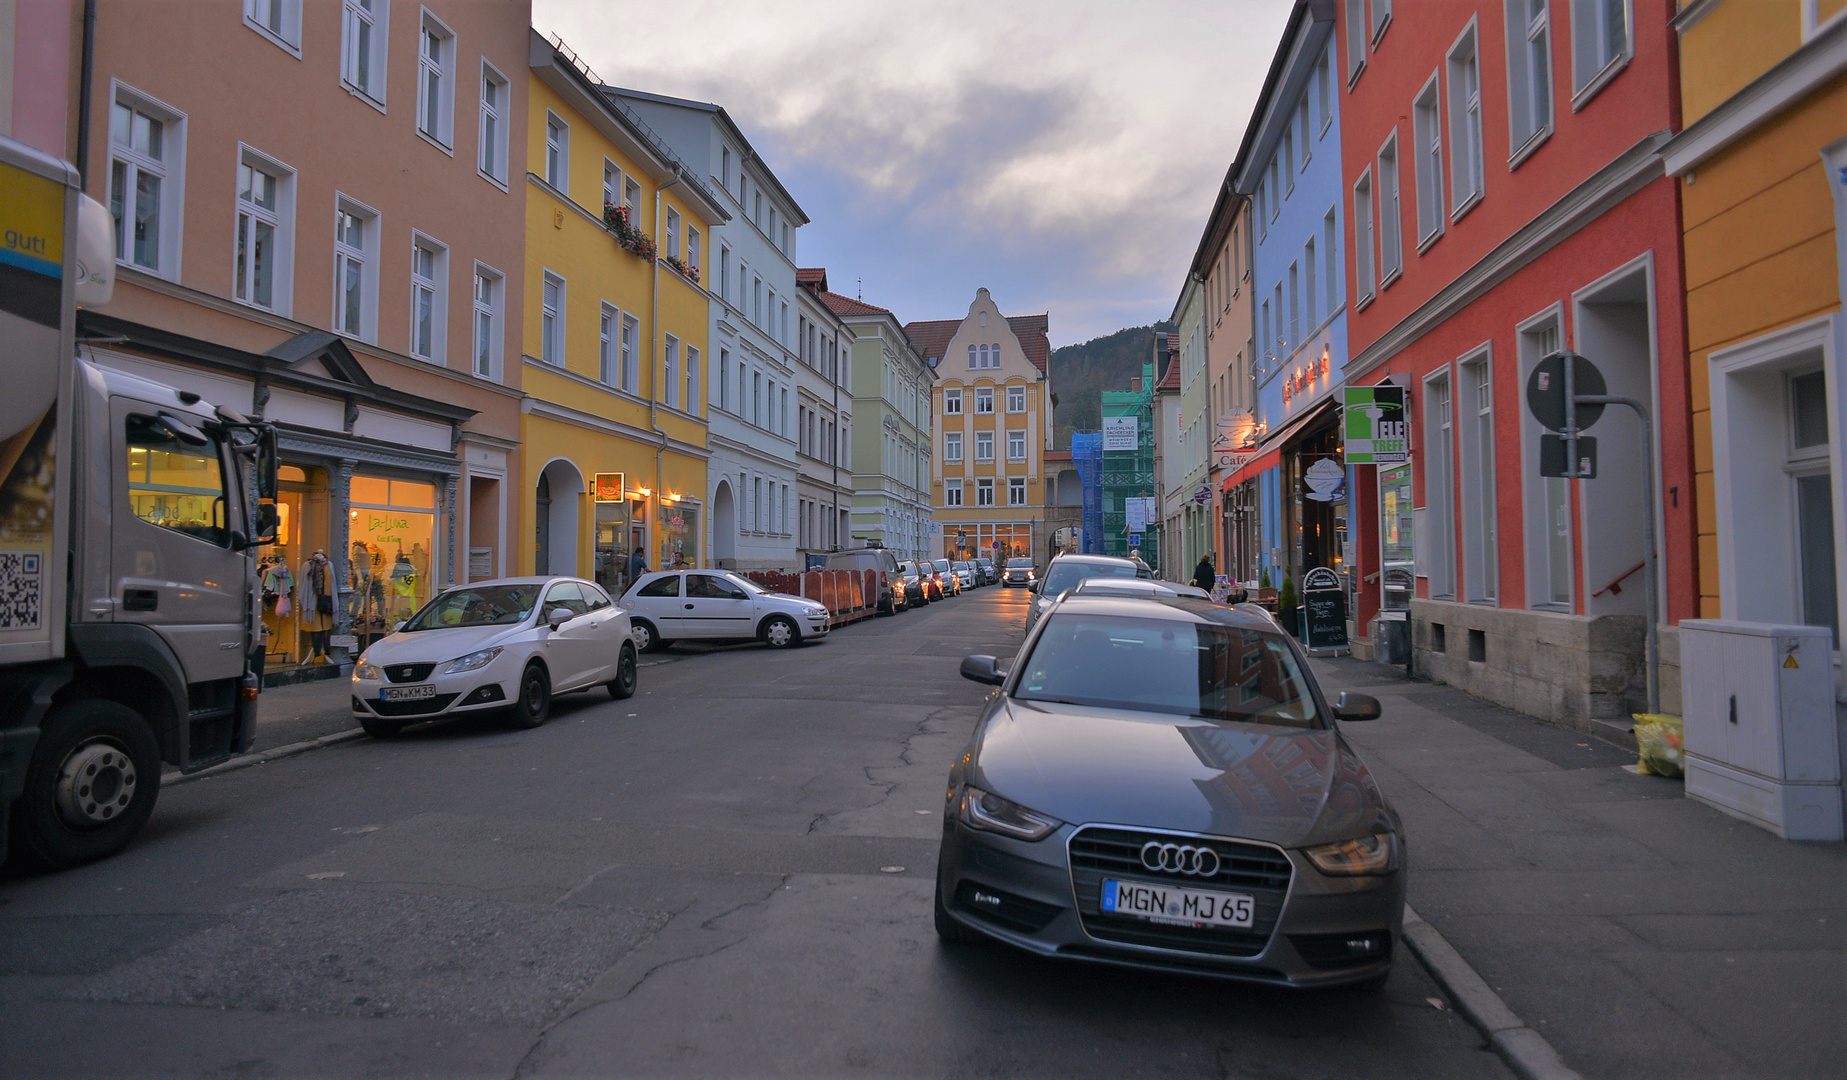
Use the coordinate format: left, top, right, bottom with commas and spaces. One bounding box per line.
628, 547, 648, 584
1192, 556, 1216, 594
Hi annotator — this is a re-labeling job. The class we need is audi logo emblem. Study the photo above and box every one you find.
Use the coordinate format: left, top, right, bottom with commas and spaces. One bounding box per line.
1140, 841, 1220, 877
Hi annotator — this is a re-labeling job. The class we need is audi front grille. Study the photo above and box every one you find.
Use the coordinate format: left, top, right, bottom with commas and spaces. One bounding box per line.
1067, 825, 1292, 959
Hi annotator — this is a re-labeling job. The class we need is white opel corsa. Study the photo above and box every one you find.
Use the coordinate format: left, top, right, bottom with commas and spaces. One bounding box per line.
621, 570, 830, 652
350, 576, 637, 737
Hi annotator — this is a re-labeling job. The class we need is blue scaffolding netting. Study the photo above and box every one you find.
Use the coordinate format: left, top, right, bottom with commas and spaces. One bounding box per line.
1071, 432, 1104, 555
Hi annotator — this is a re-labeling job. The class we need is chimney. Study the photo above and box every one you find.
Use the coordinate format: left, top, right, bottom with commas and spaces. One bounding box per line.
1131, 377, 1143, 393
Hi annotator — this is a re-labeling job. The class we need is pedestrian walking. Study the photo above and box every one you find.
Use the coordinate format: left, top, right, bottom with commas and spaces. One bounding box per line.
1192, 555, 1215, 593
628, 547, 648, 583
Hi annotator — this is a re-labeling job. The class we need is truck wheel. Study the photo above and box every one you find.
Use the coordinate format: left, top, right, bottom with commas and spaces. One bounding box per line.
13, 700, 161, 869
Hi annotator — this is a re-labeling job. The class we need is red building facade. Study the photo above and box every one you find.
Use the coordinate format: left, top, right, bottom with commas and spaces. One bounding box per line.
1337, 0, 1693, 724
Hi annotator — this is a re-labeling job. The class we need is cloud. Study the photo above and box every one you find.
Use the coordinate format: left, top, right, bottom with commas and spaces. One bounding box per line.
536, 0, 1289, 343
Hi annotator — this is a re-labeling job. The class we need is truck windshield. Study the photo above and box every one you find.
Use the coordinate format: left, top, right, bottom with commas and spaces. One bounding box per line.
125, 414, 228, 546
402, 584, 541, 631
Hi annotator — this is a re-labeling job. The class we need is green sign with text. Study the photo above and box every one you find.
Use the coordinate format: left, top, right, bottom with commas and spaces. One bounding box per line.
1343, 385, 1408, 464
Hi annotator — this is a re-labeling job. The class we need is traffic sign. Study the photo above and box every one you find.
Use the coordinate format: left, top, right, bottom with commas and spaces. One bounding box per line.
1540, 434, 1598, 478
1128, 534, 1142, 547
1525, 352, 1607, 433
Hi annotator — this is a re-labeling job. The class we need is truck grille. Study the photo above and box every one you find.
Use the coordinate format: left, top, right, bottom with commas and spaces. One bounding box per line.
1068, 826, 1292, 959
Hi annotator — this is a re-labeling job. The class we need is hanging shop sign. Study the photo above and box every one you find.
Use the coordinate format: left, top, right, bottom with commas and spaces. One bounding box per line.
1102, 415, 1139, 451
593, 472, 625, 502
1303, 458, 1346, 502
1343, 385, 1408, 464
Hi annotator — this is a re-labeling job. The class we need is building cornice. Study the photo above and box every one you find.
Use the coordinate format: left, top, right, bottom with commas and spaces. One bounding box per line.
521, 395, 711, 460
1346, 131, 1670, 382
1662, 13, 1847, 176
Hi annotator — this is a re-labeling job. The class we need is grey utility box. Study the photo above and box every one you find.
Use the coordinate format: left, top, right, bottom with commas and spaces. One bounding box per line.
1679, 620, 1842, 842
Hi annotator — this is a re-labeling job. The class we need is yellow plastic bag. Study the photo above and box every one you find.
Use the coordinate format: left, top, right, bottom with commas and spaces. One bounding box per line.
1633, 713, 1684, 778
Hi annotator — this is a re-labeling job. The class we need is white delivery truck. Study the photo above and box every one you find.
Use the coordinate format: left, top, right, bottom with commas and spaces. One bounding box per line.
0, 133, 278, 867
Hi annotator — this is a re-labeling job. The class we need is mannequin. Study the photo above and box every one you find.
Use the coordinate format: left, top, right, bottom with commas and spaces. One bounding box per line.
301, 548, 333, 661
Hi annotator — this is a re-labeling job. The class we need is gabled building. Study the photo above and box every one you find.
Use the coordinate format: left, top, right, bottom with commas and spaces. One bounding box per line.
1154, 327, 1187, 576
907, 290, 1054, 564
824, 289, 933, 559
794, 268, 854, 560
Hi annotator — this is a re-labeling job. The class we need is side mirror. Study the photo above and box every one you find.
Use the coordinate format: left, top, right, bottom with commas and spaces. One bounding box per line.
1028, 581, 1040, 593
959, 654, 1005, 686
253, 502, 280, 546
547, 607, 574, 630
1334, 692, 1382, 722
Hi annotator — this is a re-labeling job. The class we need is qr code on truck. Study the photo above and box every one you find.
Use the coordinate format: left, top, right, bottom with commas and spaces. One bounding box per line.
0, 551, 43, 630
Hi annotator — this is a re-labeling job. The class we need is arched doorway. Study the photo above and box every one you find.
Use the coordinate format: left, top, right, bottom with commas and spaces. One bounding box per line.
536, 458, 584, 576
711, 479, 736, 568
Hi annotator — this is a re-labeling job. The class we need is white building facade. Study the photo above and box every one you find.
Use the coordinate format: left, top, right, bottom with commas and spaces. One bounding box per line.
794, 269, 854, 561
608, 87, 806, 571
824, 292, 933, 560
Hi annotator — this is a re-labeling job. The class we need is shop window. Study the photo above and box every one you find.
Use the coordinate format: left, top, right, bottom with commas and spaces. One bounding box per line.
1378, 462, 1414, 611
349, 475, 437, 635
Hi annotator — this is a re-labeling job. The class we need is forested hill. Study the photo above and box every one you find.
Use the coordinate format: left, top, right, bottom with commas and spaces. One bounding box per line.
1050, 322, 1172, 451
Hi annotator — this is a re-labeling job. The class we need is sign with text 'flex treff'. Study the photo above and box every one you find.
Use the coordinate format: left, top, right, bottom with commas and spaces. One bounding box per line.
1343, 385, 1408, 464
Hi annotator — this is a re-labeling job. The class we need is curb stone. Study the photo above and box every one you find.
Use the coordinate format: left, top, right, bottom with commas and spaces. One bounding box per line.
162, 727, 368, 787
1401, 903, 1586, 1080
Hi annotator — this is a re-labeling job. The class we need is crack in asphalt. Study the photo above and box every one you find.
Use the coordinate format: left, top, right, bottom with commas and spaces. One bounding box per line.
804, 705, 963, 836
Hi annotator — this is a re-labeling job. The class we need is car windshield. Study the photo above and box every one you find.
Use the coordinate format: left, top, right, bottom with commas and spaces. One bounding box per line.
727, 573, 769, 595
932, 560, 950, 571
1013, 612, 1321, 729
1006, 558, 1034, 568
402, 584, 541, 631
1042, 561, 1142, 596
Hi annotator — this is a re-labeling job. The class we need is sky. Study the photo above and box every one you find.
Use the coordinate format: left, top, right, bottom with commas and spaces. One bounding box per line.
534, 0, 1292, 348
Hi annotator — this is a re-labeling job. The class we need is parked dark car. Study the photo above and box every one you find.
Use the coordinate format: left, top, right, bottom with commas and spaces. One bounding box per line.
824, 544, 903, 614
895, 561, 929, 606
976, 559, 997, 585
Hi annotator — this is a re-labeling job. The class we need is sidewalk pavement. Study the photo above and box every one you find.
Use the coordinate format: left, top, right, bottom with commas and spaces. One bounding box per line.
250, 676, 357, 753
1312, 656, 1846, 1080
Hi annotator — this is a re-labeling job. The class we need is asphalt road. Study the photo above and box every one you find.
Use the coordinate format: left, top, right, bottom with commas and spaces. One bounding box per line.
1, 586, 1509, 1079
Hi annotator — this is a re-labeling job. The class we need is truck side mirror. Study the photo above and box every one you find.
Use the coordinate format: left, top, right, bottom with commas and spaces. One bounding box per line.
253, 502, 280, 546
255, 426, 278, 500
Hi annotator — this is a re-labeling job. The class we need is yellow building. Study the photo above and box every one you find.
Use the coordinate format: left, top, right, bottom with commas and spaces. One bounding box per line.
906, 289, 1055, 562
521, 33, 729, 594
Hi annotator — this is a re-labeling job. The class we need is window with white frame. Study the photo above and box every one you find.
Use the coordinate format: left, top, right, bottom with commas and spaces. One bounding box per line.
780, 386, 789, 435
1283, 128, 1295, 194
1521, 317, 1572, 608
544, 113, 568, 193
1317, 48, 1332, 131
1346, 0, 1367, 81
1008, 477, 1026, 506
109, 88, 184, 277
975, 387, 994, 414
976, 479, 994, 507
1377, 132, 1403, 282
417, 13, 454, 148
1006, 429, 1026, 462
333, 197, 377, 340
685, 345, 699, 412
1461, 353, 1497, 602
716, 348, 730, 410
945, 479, 963, 507
945, 431, 963, 462
1371, 0, 1392, 40
473, 263, 502, 379
340, 0, 388, 105
664, 208, 680, 262
1412, 74, 1445, 246
1571, 0, 1629, 97
244, 0, 300, 52
721, 147, 732, 189
663, 334, 680, 409
1006, 385, 1025, 413
623, 176, 640, 223
620, 313, 639, 392
687, 227, 700, 273
752, 370, 761, 426
1305, 237, 1318, 327
1353, 169, 1376, 301
1448, 24, 1485, 214
1426, 370, 1456, 599
1786, 368, 1837, 643
233, 151, 290, 313
1504, 0, 1553, 157
603, 160, 621, 213
598, 304, 617, 385
540, 271, 564, 365
975, 431, 994, 463
1288, 262, 1300, 346
409, 234, 446, 362
478, 63, 508, 185
1269, 158, 1281, 217
1297, 98, 1311, 169
1323, 209, 1339, 312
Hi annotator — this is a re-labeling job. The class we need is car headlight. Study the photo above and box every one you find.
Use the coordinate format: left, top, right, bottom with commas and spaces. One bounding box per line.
1303, 832, 1399, 876
440, 647, 503, 675
959, 785, 1061, 841
352, 660, 381, 681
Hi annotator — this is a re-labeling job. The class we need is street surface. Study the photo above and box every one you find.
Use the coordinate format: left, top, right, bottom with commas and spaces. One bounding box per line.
0, 587, 1509, 1079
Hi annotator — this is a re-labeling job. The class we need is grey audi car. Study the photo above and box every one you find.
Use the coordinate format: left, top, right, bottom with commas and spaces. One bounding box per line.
936, 593, 1402, 988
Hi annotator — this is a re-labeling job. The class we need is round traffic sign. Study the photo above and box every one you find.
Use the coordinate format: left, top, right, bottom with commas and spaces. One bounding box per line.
1525, 352, 1606, 433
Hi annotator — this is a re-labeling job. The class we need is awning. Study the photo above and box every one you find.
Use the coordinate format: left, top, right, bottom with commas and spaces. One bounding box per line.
1218, 397, 1341, 493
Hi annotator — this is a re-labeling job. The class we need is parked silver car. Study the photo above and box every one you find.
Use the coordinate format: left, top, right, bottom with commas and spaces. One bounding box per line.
937, 594, 1399, 988
1025, 553, 1150, 636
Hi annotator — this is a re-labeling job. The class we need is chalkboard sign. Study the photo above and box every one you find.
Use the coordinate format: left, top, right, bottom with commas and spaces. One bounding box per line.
1301, 567, 1348, 650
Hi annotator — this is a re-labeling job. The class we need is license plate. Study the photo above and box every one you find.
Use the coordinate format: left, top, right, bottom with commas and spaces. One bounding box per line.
1101, 878, 1254, 929
380, 684, 437, 702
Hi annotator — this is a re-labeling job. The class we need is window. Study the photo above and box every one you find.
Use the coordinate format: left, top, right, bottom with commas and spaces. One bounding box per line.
603, 160, 621, 213
473, 263, 502, 378
333, 197, 377, 340
409, 234, 445, 362
1304, 238, 1318, 328
624, 177, 640, 223
687, 228, 700, 273
1447, 24, 1485, 213
1317, 49, 1332, 131
1461, 354, 1497, 602
1505, 0, 1553, 157
665, 208, 680, 262
719, 246, 731, 301
945, 432, 963, 462
417, 13, 454, 148
1283, 128, 1295, 194
620, 313, 639, 392
109, 89, 183, 277
1346, 0, 1367, 82
540, 271, 564, 365
975, 387, 994, 414
1788, 369, 1837, 643
717, 348, 730, 410
1268, 159, 1281, 218
663, 335, 679, 409
1353, 169, 1375, 302
1426, 371, 1456, 599
1288, 262, 1300, 347
341, 0, 388, 105
685, 346, 699, 413
244, 0, 300, 52
1521, 318, 1571, 608
479, 63, 508, 185
1009, 477, 1026, 506
1412, 74, 1445, 246
1297, 98, 1311, 170
1372, 0, 1392, 41
753, 276, 762, 326
545, 112, 569, 192
1324, 209, 1339, 312
976, 479, 995, 507
1006, 385, 1025, 413
976, 431, 994, 463
125, 414, 228, 546
752, 371, 762, 426
721, 147, 732, 189
1007, 429, 1026, 462
1571, 0, 1629, 97
945, 479, 963, 507
233, 152, 289, 313
782, 222, 790, 252
1377, 133, 1402, 282
780, 387, 789, 435
599, 304, 616, 385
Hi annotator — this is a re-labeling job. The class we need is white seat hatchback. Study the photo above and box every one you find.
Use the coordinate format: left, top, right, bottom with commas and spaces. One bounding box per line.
622, 570, 831, 652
